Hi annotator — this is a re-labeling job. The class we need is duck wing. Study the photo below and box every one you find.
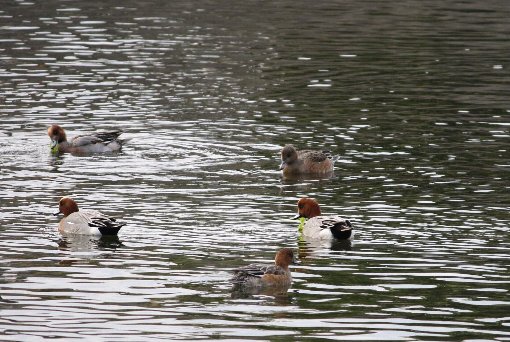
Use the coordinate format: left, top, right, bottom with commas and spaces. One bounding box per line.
319, 216, 353, 240
231, 264, 285, 283
80, 210, 125, 235
299, 150, 333, 162
71, 131, 122, 146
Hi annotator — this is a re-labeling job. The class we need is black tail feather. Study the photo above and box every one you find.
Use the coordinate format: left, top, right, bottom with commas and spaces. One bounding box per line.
89, 217, 125, 236
330, 221, 353, 240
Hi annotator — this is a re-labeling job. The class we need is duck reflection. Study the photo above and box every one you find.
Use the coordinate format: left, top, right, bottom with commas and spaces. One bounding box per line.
57, 234, 123, 252
281, 171, 335, 183
297, 236, 352, 260
231, 288, 294, 305
230, 283, 292, 303
278, 173, 336, 196
48, 151, 65, 171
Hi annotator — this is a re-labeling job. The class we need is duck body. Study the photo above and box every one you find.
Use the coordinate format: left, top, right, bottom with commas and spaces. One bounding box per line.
295, 197, 353, 241
231, 248, 295, 289
55, 197, 124, 236
48, 125, 124, 154
280, 145, 335, 176
302, 215, 353, 241
232, 264, 292, 288
58, 209, 124, 235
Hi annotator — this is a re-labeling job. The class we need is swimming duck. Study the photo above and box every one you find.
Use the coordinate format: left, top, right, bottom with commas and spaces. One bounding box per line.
47, 124, 125, 154
279, 145, 335, 176
294, 197, 353, 240
54, 197, 125, 235
231, 248, 296, 289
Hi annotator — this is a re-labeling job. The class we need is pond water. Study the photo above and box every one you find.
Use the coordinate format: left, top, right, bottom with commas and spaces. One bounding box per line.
1, 0, 509, 340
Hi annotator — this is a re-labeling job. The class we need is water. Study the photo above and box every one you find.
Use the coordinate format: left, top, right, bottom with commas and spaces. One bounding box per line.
1, 0, 509, 340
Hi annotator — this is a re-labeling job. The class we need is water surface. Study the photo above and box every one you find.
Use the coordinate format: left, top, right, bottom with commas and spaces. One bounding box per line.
1, 0, 509, 340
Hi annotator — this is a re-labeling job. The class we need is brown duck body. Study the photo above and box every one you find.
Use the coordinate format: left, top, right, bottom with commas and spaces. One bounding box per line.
280, 145, 334, 176
231, 248, 295, 289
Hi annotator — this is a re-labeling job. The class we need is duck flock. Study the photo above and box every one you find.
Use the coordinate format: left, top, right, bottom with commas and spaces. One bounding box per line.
48, 124, 354, 295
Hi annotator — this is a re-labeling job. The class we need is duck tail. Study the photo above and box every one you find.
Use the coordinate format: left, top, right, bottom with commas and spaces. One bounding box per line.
89, 218, 125, 235
321, 150, 340, 163
330, 219, 353, 240
330, 154, 341, 163
106, 133, 131, 152
117, 136, 132, 147
94, 131, 123, 142
98, 223, 125, 235
231, 272, 247, 284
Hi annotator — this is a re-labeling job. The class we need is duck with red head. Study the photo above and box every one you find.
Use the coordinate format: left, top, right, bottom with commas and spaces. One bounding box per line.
294, 197, 353, 241
48, 124, 125, 154
231, 248, 298, 293
54, 197, 125, 235
57, 197, 79, 217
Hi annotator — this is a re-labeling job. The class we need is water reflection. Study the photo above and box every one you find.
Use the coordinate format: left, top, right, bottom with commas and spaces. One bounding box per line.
57, 234, 123, 252
278, 175, 337, 198
280, 171, 335, 182
48, 152, 65, 171
230, 283, 292, 302
301, 238, 353, 255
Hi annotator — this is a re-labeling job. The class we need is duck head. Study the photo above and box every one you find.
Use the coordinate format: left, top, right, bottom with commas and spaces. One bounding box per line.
293, 197, 321, 219
274, 248, 298, 268
47, 125, 67, 152
279, 145, 298, 170
55, 197, 79, 217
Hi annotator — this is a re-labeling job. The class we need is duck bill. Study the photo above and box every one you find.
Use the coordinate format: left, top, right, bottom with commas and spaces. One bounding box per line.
279, 161, 286, 170
292, 213, 302, 220
50, 139, 60, 154
53, 211, 62, 216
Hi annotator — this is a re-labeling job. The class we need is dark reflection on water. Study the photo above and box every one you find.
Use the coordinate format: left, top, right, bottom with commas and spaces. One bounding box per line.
1, 0, 510, 340
230, 284, 293, 302
57, 234, 124, 252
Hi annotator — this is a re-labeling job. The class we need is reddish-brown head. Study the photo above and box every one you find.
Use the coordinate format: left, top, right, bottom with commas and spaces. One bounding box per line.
47, 125, 67, 143
274, 248, 295, 268
295, 197, 322, 219
57, 197, 79, 217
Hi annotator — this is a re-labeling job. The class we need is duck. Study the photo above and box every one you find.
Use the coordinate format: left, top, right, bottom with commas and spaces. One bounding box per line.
294, 197, 353, 240
54, 197, 125, 235
279, 145, 335, 176
47, 124, 125, 154
231, 248, 296, 289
